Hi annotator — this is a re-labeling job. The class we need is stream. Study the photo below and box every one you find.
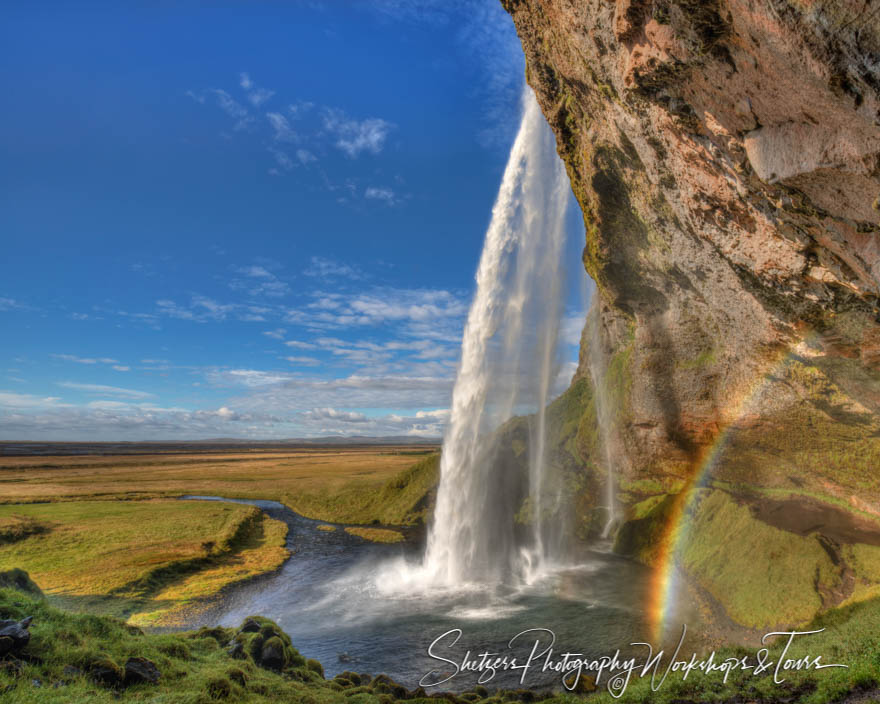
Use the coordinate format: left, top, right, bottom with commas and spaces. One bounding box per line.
179, 496, 688, 693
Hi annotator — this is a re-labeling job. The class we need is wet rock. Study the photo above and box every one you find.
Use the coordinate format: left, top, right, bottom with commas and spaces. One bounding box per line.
0, 616, 32, 650
31, 678, 41, 688
259, 635, 286, 670
124, 657, 160, 686
227, 639, 245, 659
0, 637, 13, 656
87, 657, 124, 688
239, 618, 261, 633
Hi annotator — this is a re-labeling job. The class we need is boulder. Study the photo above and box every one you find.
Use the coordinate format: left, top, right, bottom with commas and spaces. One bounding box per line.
259, 636, 286, 670
124, 657, 160, 686
0, 616, 32, 650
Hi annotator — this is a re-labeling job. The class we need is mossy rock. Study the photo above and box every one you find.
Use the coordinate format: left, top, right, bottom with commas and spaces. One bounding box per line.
205, 675, 234, 699
79, 653, 124, 688
306, 657, 324, 677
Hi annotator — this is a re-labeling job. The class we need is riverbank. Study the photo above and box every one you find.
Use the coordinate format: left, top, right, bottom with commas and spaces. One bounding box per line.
0, 448, 439, 626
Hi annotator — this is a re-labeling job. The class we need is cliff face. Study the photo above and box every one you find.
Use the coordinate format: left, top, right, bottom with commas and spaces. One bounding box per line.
503, 0, 880, 628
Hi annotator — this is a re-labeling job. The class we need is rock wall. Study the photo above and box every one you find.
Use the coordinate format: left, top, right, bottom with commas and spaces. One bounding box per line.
503, 0, 880, 627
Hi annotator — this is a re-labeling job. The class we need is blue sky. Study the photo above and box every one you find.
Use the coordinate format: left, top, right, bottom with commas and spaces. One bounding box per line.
1, 1, 588, 441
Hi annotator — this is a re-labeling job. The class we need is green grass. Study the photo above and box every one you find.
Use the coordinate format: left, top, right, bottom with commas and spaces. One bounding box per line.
344, 526, 404, 543
2, 572, 879, 703
284, 454, 439, 526
681, 490, 835, 628
0, 500, 288, 626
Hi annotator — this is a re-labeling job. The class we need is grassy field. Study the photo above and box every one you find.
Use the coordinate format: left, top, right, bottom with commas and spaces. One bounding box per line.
0, 447, 434, 507
0, 447, 439, 625
0, 499, 288, 626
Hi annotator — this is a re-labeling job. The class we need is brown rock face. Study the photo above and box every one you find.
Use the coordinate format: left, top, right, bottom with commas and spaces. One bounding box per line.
503, 0, 880, 491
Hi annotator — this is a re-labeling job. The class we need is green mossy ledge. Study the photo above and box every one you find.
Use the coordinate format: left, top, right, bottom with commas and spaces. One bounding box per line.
2, 570, 880, 703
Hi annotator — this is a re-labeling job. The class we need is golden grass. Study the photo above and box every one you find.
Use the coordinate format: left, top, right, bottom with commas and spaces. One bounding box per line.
0, 499, 288, 625
0, 448, 431, 505
344, 526, 404, 543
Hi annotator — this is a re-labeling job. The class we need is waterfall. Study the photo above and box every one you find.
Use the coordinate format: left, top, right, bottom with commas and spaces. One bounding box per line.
586, 302, 618, 539
419, 86, 571, 587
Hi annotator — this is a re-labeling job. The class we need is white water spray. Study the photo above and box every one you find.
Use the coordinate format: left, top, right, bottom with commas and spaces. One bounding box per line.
415, 86, 571, 587
585, 303, 618, 539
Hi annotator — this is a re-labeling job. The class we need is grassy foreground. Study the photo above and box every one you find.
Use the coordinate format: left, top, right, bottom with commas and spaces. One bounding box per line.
1, 571, 879, 704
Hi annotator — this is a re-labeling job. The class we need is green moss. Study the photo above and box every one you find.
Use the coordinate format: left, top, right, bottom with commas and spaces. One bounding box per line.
681, 490, 834, 627
284, 453, 439, 527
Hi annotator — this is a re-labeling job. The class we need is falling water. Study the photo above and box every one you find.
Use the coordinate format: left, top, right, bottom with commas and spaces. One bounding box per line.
586, 303, 618, 539
419, 86, 572, 587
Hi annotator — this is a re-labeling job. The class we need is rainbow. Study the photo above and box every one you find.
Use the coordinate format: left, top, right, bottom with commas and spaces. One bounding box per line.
645, 336, 811, 641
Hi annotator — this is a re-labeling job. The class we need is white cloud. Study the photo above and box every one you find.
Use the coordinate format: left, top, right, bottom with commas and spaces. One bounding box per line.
155, 296, 274, 322
284, 340, 318, 350
0, 391, 65, 409
263, 328, 287, 340
57, 382, 156, 400
268, 147, 294, 171
266, 112, 297, 142
53, 354, 120, 365
228, 373, 454, 411
284, 356, 321, 366
231, 266, 291, 298
288, 101, 315, 117
296, 149, 317, 165
322, 109, 394, 157
239, 72, 275, 107
364, 186, 397, 205
303, 256, 365, 280
112, 365, 130, 372
208, 89, 253, 131
303, 407, 369, 423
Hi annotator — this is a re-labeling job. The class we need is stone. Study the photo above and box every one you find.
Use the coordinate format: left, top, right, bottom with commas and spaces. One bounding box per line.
259, 636, 286, 670
239, 618, 261, 633
0, 616, 32, 650
123, 657, 160, 686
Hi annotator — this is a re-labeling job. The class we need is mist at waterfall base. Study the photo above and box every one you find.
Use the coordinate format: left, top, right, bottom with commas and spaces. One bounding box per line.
190, 89, 690, 691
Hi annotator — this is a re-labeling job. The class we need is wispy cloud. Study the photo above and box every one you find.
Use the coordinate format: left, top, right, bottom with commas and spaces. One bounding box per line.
57, 382, 156, 399
230, 265, 291, 297
364, 186, 398, 205
239, 72, 275, 107
303, 256, 365, 280
322, 109, 395, 158
208, 89, 253, 131
52, 354, 119, 365
0, 297, 27, 311
266, 112, 297, 142
155, 296, 272, 322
